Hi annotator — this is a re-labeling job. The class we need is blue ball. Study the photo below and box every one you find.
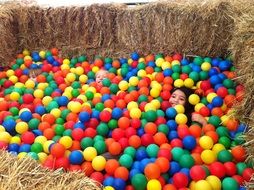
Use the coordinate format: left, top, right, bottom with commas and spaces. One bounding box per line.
207, 103, 214, 110
183, 135, 197, 150
147, 61, 156, 68
73, 122, 85, 130
91, 109, 100, 119
79, 111, 90, 123
104, 63, 112, 70
113, 178, 126, 190
180, 168, 190, 179
131, 52, 139, 61
35, 105, 46, 115
218, 73, 227, 81
208, 68, 219, 76
135, 148, 148, 161
129, 169, 140, 179
211, 96, 223, 107
166, 107, 177, 119
167, 120, 177, 130
211, 58, 221, 67
8, 143, 20, 152
101, 94, 111, 102
140, 158, 152, 173
181, 58, 189, 66
237, 123, 247, 133
120, 58, 128, 65
192, 65, 201, 72
103, 176, 114, 187
69, 150, 84, 165
57, 96, 69, 106
19, 144, 31, 153
46, 56, 55, 64
219, 60, 232, 71
112, 108, 123, 119
137, 128, 145, 136
169, 161, 181, 175
52, 61, 60, 67
20, 111, 33, 122
2, 119, 16, 134
210, 75, 222, 86
168, 131, 178, 140
32, 129, 43, 136
163, 68, 173, 77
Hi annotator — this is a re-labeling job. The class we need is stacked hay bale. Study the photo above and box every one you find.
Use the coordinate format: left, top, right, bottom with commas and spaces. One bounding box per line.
0, 0, 253, 189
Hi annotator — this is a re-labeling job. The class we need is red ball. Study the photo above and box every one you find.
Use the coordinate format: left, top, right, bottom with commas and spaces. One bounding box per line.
99, 110, 111, 122
190, 165, 207, 181
224, 162, 237, 176
130, 119, 141, 129
200, 80, 211, 92
112, 128, 125, 141
86, 118, 99, 128
55, 157, 70, 170
199, 106, 210, 117
3, 80, 13, 88
209, 161, 226, 178
173, 172, 189, 188
23, 94, 34, 104
84, 128, 97, 138
118, 137, 129, 150
0, 141, 8, 149
21, 131, 35, 144
14, 68, 23, 77
50, 143, 66, 158
125, 127, 137, 138
170, 138, 183, 148
141, 134, 154, 146
90, 172, 104, 184
71, 128, 84, 141
232, 175, 244, 185
155, 117, 167, 125
177, 126, 190, 139
242, 168, 254, 181
180, 73, 188, 80
173, 53, 183, 61
161, 91, 171, 100
216, 87, 228, 98
157, 148, 172, 160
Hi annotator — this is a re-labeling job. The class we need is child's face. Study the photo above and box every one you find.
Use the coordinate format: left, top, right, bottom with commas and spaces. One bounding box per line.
96, 70, 108, 84
169, 90, 186, 107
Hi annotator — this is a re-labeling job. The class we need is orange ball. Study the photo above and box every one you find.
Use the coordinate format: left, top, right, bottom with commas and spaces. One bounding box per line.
144, 163, 161, 179
144, 122, 157, 135
104, 99, 115, 109
155, 72, 164, 83
108, 142, 122, 156
66, 112, 78, 122
189, 125, 202, 138
128, 135, 141, 148
116, 99, 126, 109
118, 117, 130, 129
224, 94, 236, 108
82, 161, 94, 176
211, 107, 224, 117
231, 145, 246, 162
205, 131, 219, 143
163, 184, 177, 190
105, 159, 119, 175
42, 114, 56, 125
70, 140, 81, 151
155, 157, 170, 173
50, 143, 66, 158
43, 128, 55, 140
154, 132, 168, 146
38, 121, 51, 132
112, 60, 121, 69
114, 166, 129, 180
226, 119, 239, 131
138, 87, 149, 96
202, 124, 215, 133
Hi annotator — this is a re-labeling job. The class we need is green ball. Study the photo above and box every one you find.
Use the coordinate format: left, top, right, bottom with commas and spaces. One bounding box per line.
45, 51, 52, 57
87, 71, 95, 79
222, 177, 239, 190
182, 65, 192, 74
200, 97, 209, 105
31, 143, 43, 153
95, 102, 104, 111
93, 135, 104, 142
54, 124, 65, 135
109, 84, 119, 94
208, 115, 221, 127
119, 154, 133, 168
16, 58, 24, 65
128, 86, 137, 93
94, 140, 106, 154
193, 56, 203, 65
146, 144, 159, 158
56, 118, 64, 124
11, 64, 19, 70
217, 150, 232, 162
155, 53, 164, 60
179, 154, 194, 168
61, 109, 71, 120
204, 57, 212, 63
81, 137, 94, 150
109, 67, 117, 74
62, 129, 72, 137
46, 101, 59, 112
121, 67, 129, 77
70, 57, 78, 65
131, 174, 147, 190
154, 67, 162, 72
189, 71, 200, 82
71, 81, 81, 89
171, 147, 184, 162
78, 55, 87, 62
228, 88, 236, 95
137, 62, 146, 70
218, 137, 231, 149
108, 119, 118, 130
138, 95, 148, 103
104, 57, 112, 64
199, 71, 209, 80
71, 89, 80, 98
52, 135, 61, 142
96, 123, 109, 137
156, 110, 165, 117
141, 119, 147, 127
46, 75, 54, 82
85, 91, 94, 100
234, 132, 245, 145
9, 107, 19, 116
144, 110, 157, 122
158, 124, 169, 135
102, 78, 111, 87
24, 88, 34, 94
28, 118, 40, 130
216, 126, 229, 137
223, 79, 234, 88
172, 73, 180, 80
27, 152, 39, 160
124, 146, 136, 158
172, 65, 181, 73
236, 162, 247, 175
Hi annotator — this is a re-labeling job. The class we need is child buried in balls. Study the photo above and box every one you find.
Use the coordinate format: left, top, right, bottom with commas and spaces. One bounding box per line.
169, 87, 207, 126
95, 69, 109, 84
29, 68, 42, 82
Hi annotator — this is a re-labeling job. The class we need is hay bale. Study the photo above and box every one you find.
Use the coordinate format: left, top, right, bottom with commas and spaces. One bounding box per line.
116, 0, 234, 58
0, 150, 101, 190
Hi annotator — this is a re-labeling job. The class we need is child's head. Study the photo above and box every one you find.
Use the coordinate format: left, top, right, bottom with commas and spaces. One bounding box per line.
169, 87, 193, 109
95, 69, 108, 84
29, 68, 42, 80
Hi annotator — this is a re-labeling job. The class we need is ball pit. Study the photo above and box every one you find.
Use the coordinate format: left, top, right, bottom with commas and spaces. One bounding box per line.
0, 49, 252, 190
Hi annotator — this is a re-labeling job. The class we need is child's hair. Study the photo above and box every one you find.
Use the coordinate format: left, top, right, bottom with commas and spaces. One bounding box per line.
29, 68, 42, 78
170, 87, 196, 125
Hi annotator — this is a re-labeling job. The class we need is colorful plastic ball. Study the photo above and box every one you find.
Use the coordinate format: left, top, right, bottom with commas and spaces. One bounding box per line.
199, 136, 214, 150
190, 165, 207, 181
130, 108, 141, 119
172, 172, 189, 188
113, 178, 126, 190
166, 107, 177, 119
217, 150, 232, 163
206, 175, 221, 190
175, 113, 187, 124
59, 136, 73, 149
171, 147, 184, 162
210, 161, 226, 178
184, 78, 194, 88
201, 150, 216, 164
119, 154, 133, 169
188, 94, 200, 105
92, 156, 106, 171
147, 179, 162, 190
10, 92, 20, 101
195, 180, 212, 190
19, 111, 33, 122
222, 177, 239, 190
183, 135, 196, 150
174, 104, 185, 113
131, 174, 147, 190
174, 79, 184, 88
211, 96, 223, 107
69, 150, 84, 165
50, 143, 66, 158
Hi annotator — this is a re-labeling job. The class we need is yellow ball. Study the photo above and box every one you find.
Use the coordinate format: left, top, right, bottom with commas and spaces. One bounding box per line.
129, 76, 139, 86
207, 93, 217, 103
39, 51, 46, 59
174, 104, 185, 113
68, 101, 82, 113
155, 58, 164, 67
42, 96, 53, 106
14, 82, 24, 88
175, 113, 188, 124
0, 131, 11, 143
104, 186, 115, 190
144, 103, 156, 112
150, 99, 161, 109
25, 79, 36, 89
50, 108, 61, 118
24, 55, 32, 61
194, 103, 205, 112
87, 86, 96, 94
10, 92, 20, 101
174, 79, 184, 88
161, 61, 171, 70
43, 140, 54, 153
16, 122, 29, 134
206, 175, 221, 190
184, 78, 194, 88
128, 58, 133, 64
79, 75, 88, 83
9, 75, 18, 84
137, 70, 146, 78
0, 125, 5, 132
199, 136, 214, 150
23, 49, 30, 56
37, 83, 48, 90
195, 180, 212, 190
201, 150, 216, 164
18, 152, 28, 159
66, 73, 76, 83
212, 143, 226, 155
150, 88, 160, 98
61, 64, 70, 70
147, 179, 162, 190
83, 147, 97, 161
92, 66, 100, 73
10, 136, 21, 144
59, 136, 73, 149
188, 94, 200, 105
63, 58, 70, 65
34, 136, 47, 144
6, 69, 14, 77
33, 89, 44, 99
171, 60, 180, 66
119, 81, 129, 91
62, 92, 72, 100
70, 68, 76, 74
77, 95, 87, 102
201, 62, 212, 71
92, 156, 106, 171
127, 101, 138, 110
221, 115, 229, 126
76, 66, 84, 75
38, 152, 48, 164
130, 108, 142, 119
